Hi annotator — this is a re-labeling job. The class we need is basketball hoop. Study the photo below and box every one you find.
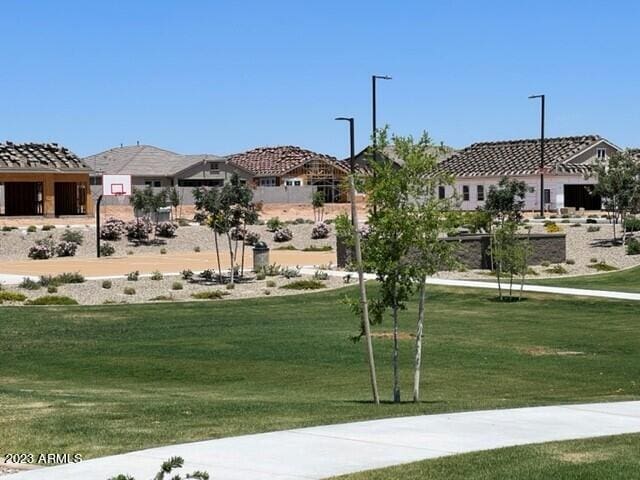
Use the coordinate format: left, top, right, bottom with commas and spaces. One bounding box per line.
96, 174, 132, 258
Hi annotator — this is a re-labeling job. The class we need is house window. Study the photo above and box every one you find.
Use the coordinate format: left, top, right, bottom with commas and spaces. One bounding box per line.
285, 179, 302, 186
259, 177, 277, 187
178, 179, 224, 187
209, 162, 220, 173
544, 189, 551, 205
462, 185, 470, 201
596, 148, 607, 160
153, 181, 161, 188
438, 186, 445, 199
477, 185, 485, 201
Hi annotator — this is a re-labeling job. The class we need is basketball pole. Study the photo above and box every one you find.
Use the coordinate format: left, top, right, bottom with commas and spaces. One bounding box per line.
96, 194, 103, 258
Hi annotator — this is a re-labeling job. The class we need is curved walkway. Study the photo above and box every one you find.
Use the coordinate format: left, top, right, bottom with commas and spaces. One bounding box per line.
9, 401, 640, 479
299, 268, 640, 302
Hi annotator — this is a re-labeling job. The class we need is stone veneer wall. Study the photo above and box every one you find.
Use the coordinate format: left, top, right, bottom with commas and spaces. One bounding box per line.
336, 233, 566, 270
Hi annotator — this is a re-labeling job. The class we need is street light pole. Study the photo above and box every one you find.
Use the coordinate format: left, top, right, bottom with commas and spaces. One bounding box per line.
371, 75, 392, 159
529, 94, 545, 216
336, 116, 380, 406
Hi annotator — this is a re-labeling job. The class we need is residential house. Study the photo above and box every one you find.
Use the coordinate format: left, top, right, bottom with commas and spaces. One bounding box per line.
345, 144, 456, 173
0, 142, 92, 217
85, 144, 250, 189
437, 135, 620, 211
227, 146, 349, 202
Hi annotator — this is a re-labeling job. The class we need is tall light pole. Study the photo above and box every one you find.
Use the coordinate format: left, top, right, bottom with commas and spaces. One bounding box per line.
336, 116, 380, 406
529, 94, 545, 216
372, 75, 392, 157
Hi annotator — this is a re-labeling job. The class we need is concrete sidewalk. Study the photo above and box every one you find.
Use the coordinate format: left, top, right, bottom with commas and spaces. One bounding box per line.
8, 401, 640, 479
299, 268, 640, 302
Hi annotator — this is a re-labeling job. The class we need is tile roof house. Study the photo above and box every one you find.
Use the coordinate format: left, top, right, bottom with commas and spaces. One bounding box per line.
437, 135, 621, 212
0, 142, 92, 217
227, 146, 349, 202
343, 144, 456, 174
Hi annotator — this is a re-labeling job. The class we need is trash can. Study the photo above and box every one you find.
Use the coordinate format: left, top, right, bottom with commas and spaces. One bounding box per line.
253, 241, 270, 272
156, 207, 172, 222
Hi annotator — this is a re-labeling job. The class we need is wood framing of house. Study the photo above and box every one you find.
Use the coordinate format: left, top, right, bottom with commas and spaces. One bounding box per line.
0, 142, 93, 217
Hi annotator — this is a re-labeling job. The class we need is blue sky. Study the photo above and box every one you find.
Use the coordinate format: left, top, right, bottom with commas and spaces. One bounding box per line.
1, 0, 639, 158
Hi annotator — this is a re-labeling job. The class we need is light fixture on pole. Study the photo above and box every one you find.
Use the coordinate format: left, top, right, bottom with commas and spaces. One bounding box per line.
529, 94, 545, 216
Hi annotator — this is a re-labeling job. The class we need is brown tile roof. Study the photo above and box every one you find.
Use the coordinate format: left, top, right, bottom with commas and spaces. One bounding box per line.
0, 142, 89, 172
227, 146, 342, 177
437, 135, 607, 177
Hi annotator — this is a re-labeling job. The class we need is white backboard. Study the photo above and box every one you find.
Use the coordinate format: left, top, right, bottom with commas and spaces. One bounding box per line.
103, 174, 132, 196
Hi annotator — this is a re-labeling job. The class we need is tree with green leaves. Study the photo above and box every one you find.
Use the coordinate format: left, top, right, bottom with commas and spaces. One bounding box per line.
167, 186, 182, 221
129, 185, 168, 243
311, 190, 326, 223
591, 151, 640, 246
394, 133, 460, 402
195, 174, 257, 284
483, 177, 531, 301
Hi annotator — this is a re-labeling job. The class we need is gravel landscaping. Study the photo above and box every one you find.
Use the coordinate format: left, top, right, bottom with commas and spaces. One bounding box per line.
439, 222, 640, 280
0, 221, 335, 261
0, 272, 348, 306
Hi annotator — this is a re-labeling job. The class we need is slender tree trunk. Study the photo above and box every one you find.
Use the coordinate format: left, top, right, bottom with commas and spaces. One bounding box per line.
509, 272, 513, 299
413, 277, 427, 402
349, 175, 379, 405
227, 234, 235, 284
214, 232, 222, 281
392, 286, 401, 404
240, 221, 247, 278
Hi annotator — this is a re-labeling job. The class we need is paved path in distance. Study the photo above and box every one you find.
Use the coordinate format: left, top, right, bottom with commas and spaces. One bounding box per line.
8, 401, 640, 480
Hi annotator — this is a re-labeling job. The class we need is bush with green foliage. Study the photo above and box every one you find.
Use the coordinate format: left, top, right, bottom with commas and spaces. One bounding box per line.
0, 291, 27, 302
190, 290, 229, 300
313, 270, 329, 280
56, 241, 79, 257
256, 271, 266, 281
41, 224, 55, 231
266, 217, 284, 232
181, 269, 194, 280
280, 266, 301, 279
280, 279, 326, 290
150, 271, 163, 281
244, 231, 260, 246
302, 245, 332, 252
123, 286, 136, 295
273, 227, 293, 242
545, 264, 568, 274
126, 220, 153, 242
587, 225, 601, 233
172, 281, 183, 290
259, 263, 281, 276
126, 271, 140, 281
193, 246, 201, 252
39, 272, 85, 287
588, 261, 618, 272
266, 280, 276, 288
47, 285, 58, 294
28, 238, 55, 259
61, 228, 84, 245
102, 280, 112, 289
26, 295, 78, 305
627, 237, 640, 255
100, 242, 116, 257
624, 217, 640, 232
26, 225, 37, 233
19, 278, 41, 290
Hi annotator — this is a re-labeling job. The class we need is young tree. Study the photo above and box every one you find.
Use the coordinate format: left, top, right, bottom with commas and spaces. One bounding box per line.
483, 178, 530, 301
129, 186, 168, 243
395, 134, 460, 403
193, 186, 224, 280
591, 151, 640, 246
362, 128, 419, 403
167, 186, 182, 220
312, 191, 326, 223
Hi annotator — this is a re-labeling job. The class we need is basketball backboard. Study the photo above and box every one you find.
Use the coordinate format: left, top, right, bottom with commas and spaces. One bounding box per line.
103, 175, 132, 196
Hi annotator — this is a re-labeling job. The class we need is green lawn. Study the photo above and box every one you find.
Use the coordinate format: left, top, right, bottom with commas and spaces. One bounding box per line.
533, 265, 640, 293
333, 434, 640, 479
1, 286, 639, 459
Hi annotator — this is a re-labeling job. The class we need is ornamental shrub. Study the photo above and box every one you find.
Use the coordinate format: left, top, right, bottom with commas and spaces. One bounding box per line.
28, 238, 55, 260
61, 228, 84, 245
125, 220, 152, 241
100, 242, 116, 257
244, 231, 260, 246
126, 270, 140, 281
181, 269, 194, 280
100, 218, 126, 240
56, 241, 78, 257
266, 217, 284, 232
624, 217, 640, 232
156, 221, 178, 238
25, 295, 78, 305
273, 227, 293, 242
626, 238, 640, 255
311, 222, 330, 239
